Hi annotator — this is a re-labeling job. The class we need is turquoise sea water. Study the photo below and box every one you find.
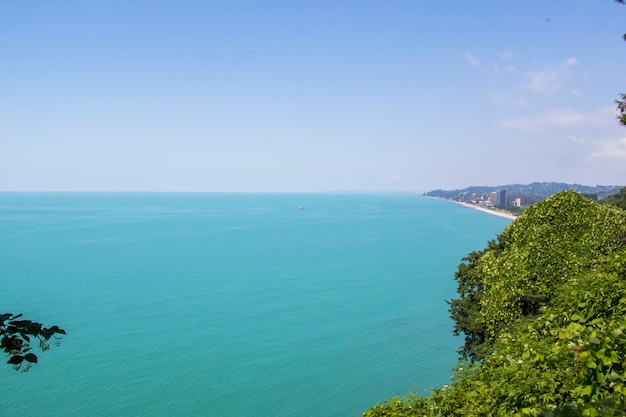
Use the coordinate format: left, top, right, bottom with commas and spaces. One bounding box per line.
0, 193, 510, 417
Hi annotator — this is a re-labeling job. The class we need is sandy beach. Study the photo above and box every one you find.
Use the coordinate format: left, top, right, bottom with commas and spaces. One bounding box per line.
422, 195, 518, 220
456, 201, 517, 220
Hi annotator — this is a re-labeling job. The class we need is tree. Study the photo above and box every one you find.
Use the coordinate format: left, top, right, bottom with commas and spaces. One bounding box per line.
447, 238, 505, 362
617, 94, 626, 126
449, 191, 626, 360
478, 192, 626, 339
617, 0, 626, 125
0, 313, 66, 371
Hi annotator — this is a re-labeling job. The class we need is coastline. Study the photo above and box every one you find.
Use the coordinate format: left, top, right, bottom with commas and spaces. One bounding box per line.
423, 195, 518, 220
455, 201, 517, 220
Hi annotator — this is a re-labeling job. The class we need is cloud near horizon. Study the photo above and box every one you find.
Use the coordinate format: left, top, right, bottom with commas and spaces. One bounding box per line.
499, 106, 614, 133
589, 137, 626, 160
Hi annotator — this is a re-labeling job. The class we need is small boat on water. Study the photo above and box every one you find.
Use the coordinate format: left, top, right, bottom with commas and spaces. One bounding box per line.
298, 206, 305, 210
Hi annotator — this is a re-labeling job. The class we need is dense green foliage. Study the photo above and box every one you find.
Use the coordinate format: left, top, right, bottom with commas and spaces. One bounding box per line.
604, 187, 626, 210
363, 192, 626, 416
1, 313, 66, 371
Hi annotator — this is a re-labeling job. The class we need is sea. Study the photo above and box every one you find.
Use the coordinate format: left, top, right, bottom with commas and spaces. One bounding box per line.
0, 192, 510, 417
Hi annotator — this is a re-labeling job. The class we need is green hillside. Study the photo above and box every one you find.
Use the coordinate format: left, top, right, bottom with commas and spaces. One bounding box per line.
604, 187, 626, 210
363, 191, 626, 416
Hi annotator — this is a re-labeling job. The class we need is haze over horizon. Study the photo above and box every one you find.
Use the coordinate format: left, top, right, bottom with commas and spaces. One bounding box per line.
2, 1, 625, 192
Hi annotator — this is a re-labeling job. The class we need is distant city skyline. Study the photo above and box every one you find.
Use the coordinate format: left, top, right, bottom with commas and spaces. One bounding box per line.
2, 1, 625, 192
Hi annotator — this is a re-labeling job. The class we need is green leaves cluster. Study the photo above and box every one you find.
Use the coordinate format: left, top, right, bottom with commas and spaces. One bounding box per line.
480, 191, 626, 341
1, 313, 66, 371
556, 267, 626, 415
363, 191, 626, 416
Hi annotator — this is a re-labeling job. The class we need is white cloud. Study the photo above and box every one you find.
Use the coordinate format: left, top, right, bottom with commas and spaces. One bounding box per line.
490, 92, 528, 107
389, 175, 403, 181
524, 57, 578, 93
489, 58, 581, 109
568, 135, 586, 144
499, 107, 614, 133
499, 51, 513, 60
500, 109, 584, 132
491, 92, 508, 104
589, 137, 626, 160
464, 53, 480, 67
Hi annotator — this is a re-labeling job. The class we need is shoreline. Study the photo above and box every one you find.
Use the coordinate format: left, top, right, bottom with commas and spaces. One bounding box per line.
455, 201, 517, 220
423, 195, 518, 220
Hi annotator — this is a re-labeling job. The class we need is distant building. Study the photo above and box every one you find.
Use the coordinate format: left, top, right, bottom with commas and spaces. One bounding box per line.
511, 197, 522, 207
489, 192, 497, 204
496, 190, 507, 206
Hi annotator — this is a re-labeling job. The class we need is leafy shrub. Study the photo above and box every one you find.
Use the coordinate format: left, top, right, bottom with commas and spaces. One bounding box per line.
362, 192, 626, 416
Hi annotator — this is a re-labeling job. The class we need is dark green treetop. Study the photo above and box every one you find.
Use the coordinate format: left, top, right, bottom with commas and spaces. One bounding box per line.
449, 191, 626, 362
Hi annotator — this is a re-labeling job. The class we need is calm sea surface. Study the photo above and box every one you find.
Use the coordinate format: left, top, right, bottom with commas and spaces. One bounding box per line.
0, 193, 510, 417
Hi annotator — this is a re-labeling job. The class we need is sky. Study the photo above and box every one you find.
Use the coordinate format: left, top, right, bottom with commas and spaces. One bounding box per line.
1, 1, 625, 192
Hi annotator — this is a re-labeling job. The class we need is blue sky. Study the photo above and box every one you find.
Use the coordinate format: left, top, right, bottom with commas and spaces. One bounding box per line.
1, 1, 625, 192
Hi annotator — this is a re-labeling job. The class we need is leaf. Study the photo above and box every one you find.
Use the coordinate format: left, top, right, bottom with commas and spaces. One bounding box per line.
7, 355, 24, 365
47, 326, 66, 336
609, 371, 621, 381
40, 329, 51, 340
9, 320, 31, 328
23, 353, 38, 363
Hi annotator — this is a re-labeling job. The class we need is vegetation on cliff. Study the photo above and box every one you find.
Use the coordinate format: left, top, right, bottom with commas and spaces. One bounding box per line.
363, 191, 626, 416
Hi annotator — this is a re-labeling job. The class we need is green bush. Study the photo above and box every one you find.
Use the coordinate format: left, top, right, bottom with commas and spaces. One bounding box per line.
362, 192, 626, 417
